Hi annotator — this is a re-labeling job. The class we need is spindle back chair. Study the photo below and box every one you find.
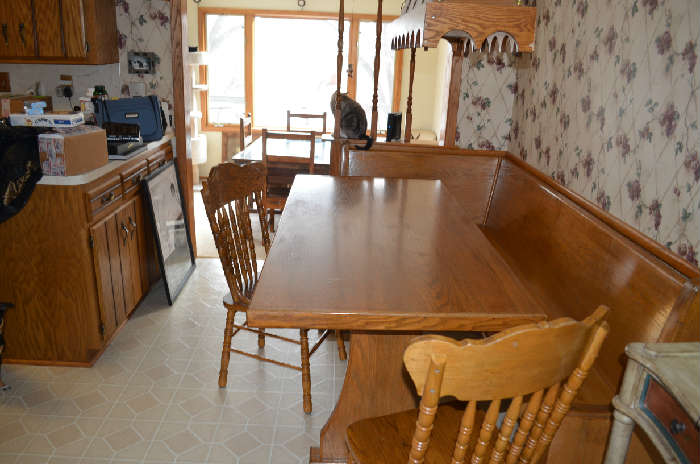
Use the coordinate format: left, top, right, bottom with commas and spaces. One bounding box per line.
261, 129, 315, 231
202, 162, 333, 413
345, 306, 610, 463
287, 110, 327, 134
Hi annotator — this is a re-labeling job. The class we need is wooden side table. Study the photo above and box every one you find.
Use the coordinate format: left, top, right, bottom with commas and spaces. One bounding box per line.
604, 343, 699, 464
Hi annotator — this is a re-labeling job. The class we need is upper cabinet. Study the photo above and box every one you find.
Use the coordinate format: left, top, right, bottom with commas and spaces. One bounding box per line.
0, 0, 118, 64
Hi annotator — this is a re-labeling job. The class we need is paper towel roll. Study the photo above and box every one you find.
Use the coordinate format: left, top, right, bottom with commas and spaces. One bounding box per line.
191, 135, 207, 165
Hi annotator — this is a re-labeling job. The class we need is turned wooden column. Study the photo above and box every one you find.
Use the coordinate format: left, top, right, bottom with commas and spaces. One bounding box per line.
370, 0, 383, 139
404, 47, 416, 143
331, 0, 345, 176
445, 39, 464, 147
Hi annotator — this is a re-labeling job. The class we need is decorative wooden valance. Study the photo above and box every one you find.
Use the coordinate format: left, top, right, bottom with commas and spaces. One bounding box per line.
390, 0, 536, 53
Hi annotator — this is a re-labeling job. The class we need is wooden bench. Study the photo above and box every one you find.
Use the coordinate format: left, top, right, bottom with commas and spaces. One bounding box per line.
340, 143, 700, 462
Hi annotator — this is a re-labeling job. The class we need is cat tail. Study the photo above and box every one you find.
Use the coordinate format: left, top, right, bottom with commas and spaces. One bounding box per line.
353, 134, 374, 151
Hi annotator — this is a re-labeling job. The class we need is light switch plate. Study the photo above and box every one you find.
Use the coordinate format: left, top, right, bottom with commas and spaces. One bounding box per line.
0, 72, 10, 92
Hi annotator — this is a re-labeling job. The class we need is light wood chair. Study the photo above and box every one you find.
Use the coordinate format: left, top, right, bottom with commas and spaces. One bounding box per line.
220, 114, 253, 163
287, 110, 327, 133
345, 306, 610, 464
261, 129, 315, 232
202, 162, 337, 413
239, 113, 253, 151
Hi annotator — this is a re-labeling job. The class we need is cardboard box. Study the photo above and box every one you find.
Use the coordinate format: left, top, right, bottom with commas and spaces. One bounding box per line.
38, 126, 108, 176
1, 95, 53, 118
10, 112, 84, 128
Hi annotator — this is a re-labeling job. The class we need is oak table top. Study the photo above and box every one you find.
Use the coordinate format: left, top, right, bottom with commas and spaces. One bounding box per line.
231, 136, 332, 166
247, 175, 546, 332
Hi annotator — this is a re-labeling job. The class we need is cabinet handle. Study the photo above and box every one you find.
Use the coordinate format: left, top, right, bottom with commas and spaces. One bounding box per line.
18, 23, 26, 46
128, 217, 137, 238
1, 25, 8, 46
101, 191, 115, 204
670, 419, 686, 435
121, 223, 129, 246
132, 174, 142, 185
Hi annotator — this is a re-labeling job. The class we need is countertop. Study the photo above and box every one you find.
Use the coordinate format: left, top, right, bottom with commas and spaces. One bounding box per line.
37, 132, 174, 186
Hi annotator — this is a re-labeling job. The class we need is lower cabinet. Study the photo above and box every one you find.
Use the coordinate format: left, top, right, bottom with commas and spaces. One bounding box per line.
0, 140, 172, 365
91, 198, 144, 340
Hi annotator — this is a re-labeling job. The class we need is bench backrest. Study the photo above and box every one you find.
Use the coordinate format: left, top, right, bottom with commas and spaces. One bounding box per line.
341, 146, 502, 223
483, 156, 699, 403
341, 145, 699, 404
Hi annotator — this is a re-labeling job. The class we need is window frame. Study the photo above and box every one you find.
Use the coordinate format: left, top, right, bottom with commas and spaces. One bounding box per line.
198, 7, 401, 133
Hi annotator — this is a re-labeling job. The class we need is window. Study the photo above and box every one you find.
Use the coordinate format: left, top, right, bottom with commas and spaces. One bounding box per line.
205, 15, 245, 124
254, 17, 349, 130
355, 21, 395, 132
200, 9, 401, 134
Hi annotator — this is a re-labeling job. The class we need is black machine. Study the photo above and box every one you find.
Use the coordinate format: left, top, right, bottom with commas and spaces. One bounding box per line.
103, 122, 146, 159
386, 112, 402, 142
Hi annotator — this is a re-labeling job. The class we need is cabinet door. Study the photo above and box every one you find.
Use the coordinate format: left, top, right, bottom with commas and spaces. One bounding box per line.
0, 1, 36, 57
117, 199, 144, 313
61, 0, 86, 58
91, 212, 125, 340
34, 0, 62, 57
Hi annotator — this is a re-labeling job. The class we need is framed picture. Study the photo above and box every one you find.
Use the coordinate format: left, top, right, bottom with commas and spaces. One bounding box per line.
142, 161, 195, 305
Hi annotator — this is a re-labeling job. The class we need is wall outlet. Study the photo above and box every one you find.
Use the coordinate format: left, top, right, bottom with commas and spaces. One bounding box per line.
0, 72, 10, 92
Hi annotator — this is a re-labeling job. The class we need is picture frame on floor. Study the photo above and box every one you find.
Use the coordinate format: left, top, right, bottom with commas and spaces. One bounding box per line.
143, 161, 196, 305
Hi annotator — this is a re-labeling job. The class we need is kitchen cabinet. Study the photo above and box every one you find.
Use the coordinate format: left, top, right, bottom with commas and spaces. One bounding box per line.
91, 198, 144, 340
0, 0, 117, 64
0, 138, 173, 365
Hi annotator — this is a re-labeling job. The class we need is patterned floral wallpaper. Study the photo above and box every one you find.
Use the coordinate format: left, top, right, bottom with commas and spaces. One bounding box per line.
456, 52, 516, 150
456, 0, 699, 267
115, 0, 173, 109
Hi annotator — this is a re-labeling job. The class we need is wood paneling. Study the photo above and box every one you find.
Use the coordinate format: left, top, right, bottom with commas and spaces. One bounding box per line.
0, 185, 102, 363
90, 216, 118, 340
62, 0, 86, 58
34, 0, 63, 57
483, 157, 696, 405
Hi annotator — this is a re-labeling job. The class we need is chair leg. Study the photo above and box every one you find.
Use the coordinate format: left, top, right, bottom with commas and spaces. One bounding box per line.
335, 330, 347, 360
269, 209, 275, 232
258, 328, 266, 348
219, 308, 236, 388
300, 328, 312, 414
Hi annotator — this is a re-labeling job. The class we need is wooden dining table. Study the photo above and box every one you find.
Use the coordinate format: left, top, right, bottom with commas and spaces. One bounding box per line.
246, 175, 548, 463
231, 135, 332, 174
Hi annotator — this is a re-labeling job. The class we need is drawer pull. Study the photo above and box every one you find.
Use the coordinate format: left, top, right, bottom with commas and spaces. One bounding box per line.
101, 192, 115, 204
2, 24, 8, 46
132, 174, 142, 185
18, 23, 26, 46
670, 419, 686, 435
129, 217, 137, 238
121, 223, 128, 245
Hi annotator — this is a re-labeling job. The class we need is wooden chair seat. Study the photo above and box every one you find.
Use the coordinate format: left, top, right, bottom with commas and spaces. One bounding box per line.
347, 403, 486, 464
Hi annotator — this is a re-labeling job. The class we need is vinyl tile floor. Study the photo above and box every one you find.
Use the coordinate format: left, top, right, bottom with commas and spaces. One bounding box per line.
0, 258, 348, 463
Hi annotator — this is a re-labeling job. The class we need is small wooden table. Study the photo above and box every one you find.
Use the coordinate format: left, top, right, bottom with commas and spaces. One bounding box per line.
231, 136, 331, 174
247, 175, 547, 463
604, 343, 699, 464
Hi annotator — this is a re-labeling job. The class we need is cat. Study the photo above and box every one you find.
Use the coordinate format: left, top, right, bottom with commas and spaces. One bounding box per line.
330, 91, 373, 150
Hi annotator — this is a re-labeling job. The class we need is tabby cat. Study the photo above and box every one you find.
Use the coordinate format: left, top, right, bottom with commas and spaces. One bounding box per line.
330, 91, 373, 150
